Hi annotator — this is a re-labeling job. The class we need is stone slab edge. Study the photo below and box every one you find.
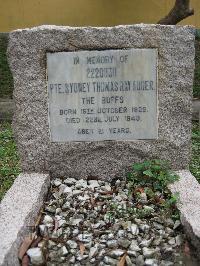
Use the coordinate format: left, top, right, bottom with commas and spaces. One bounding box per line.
0, 173, 50, 266
170, 170, 200, 253
8, 24, 195, 179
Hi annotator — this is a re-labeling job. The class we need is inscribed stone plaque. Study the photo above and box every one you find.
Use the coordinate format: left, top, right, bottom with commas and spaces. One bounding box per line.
47, 48, 158, 141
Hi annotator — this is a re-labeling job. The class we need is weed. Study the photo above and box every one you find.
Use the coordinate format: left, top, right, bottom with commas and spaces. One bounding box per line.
0, 122, 21, 200
190, 121, 200, 182
127, 159, 180, 219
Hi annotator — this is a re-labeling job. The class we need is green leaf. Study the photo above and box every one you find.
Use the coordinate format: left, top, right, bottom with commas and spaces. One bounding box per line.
143, 170, 154, 177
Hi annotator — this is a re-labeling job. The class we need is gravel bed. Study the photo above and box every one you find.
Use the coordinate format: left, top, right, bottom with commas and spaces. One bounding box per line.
25, 178, 189, 266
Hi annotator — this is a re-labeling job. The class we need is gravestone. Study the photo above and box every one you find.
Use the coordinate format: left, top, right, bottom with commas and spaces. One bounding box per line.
8, 25, 195, 179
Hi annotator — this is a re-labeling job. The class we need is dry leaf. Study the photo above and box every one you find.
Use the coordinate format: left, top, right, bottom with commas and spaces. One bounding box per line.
54, 218, 59, 232
30, 236, 42, 248
184, 241, 191, 257
90, 197, 96, 207
117, 253, 127, 266
100, 191, 114, 195
135, 187, 144, 193
34, 208, 43, 228
21, 255, 29, 266
79, 242, 85, 255
18, 235, 34, 260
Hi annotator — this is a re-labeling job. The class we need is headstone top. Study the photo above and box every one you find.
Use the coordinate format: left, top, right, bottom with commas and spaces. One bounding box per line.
8, 24, 195, 179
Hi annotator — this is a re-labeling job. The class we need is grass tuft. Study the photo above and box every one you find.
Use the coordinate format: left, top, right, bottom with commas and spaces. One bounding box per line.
0, 122, 21, 200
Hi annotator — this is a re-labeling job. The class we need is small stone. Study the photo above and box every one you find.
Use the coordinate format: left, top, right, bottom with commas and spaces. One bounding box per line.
118, 238, 131, 248
90, 258, 96, 263
145, 258, 158, 266
48, 240, 56, 249
165, 218, 174, 227
115, 179, 121, 186
57, 218, 66, 228
70, 218, 83, 226
135, 218, 142, 224
64, 227, 71, 237
55, 207, 62, 214
98, 249, 106, 259
72, 228, 79, 236
88, 180, 100, 188
76, 254, 88, 261
168, 238, 176, 245
67, 240, 78, 249
51, 228, 63, 238
59, 184, 67, 195
89, 244, 99, 258
69, 256, 76, 263
64, 178, 76, 185
121, 221, 132, 230
126, 255, 133, 266
129, 240, 140, 251
39, 224, 48, 237
45, 206, 56, 213
77, 233, 93, 243
101, 184, 112, 192
107, 233, 115, 239
104, 256, 118, 265
78, 195, 90, 201
127, 250, 137, 257
62, 201, 71, 210
53, 179, 62, 186
59, 246, 68, 256
158, 229, 165, 236
163, 246, 173, 256
27, 248, 44, 265
37, 240, 46, 249
152, 237, 162, 246
165, 227, 174, 236
117, 229, 125, 237
43, 215, 53, 224
75, 179, 88, 189
85, 241, 93, 249
173, 220, 181, 230
139, 224, 150, 232
160, 260, 174, 266
63, 186, 72, 194
136, 255, 145, 266
175, 235, 183, 246
49, 250, 59, 260
112, 223, 121, 231
143, 205, 154, 212
143, 247, 156, 258
107, 240, 118, 248
93, 221, 106, 229
153, 222, 164, 230
130, 224, 139, 235
73, 190, 83, 196
52, 192, 60, 199
110, 249, 125, 258
70, 248, 77, 255
140, 238, 153, 247
140, 192, 148, 203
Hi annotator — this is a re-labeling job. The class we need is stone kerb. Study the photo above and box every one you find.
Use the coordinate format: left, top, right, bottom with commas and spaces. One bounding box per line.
0, 173, 50, 266
8, 24, 195, 179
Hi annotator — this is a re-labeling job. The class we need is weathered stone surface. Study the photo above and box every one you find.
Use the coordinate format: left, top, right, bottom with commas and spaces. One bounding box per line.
170, 170, 200, 254
0, 173, 50, 266
8, 24, 195, 179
